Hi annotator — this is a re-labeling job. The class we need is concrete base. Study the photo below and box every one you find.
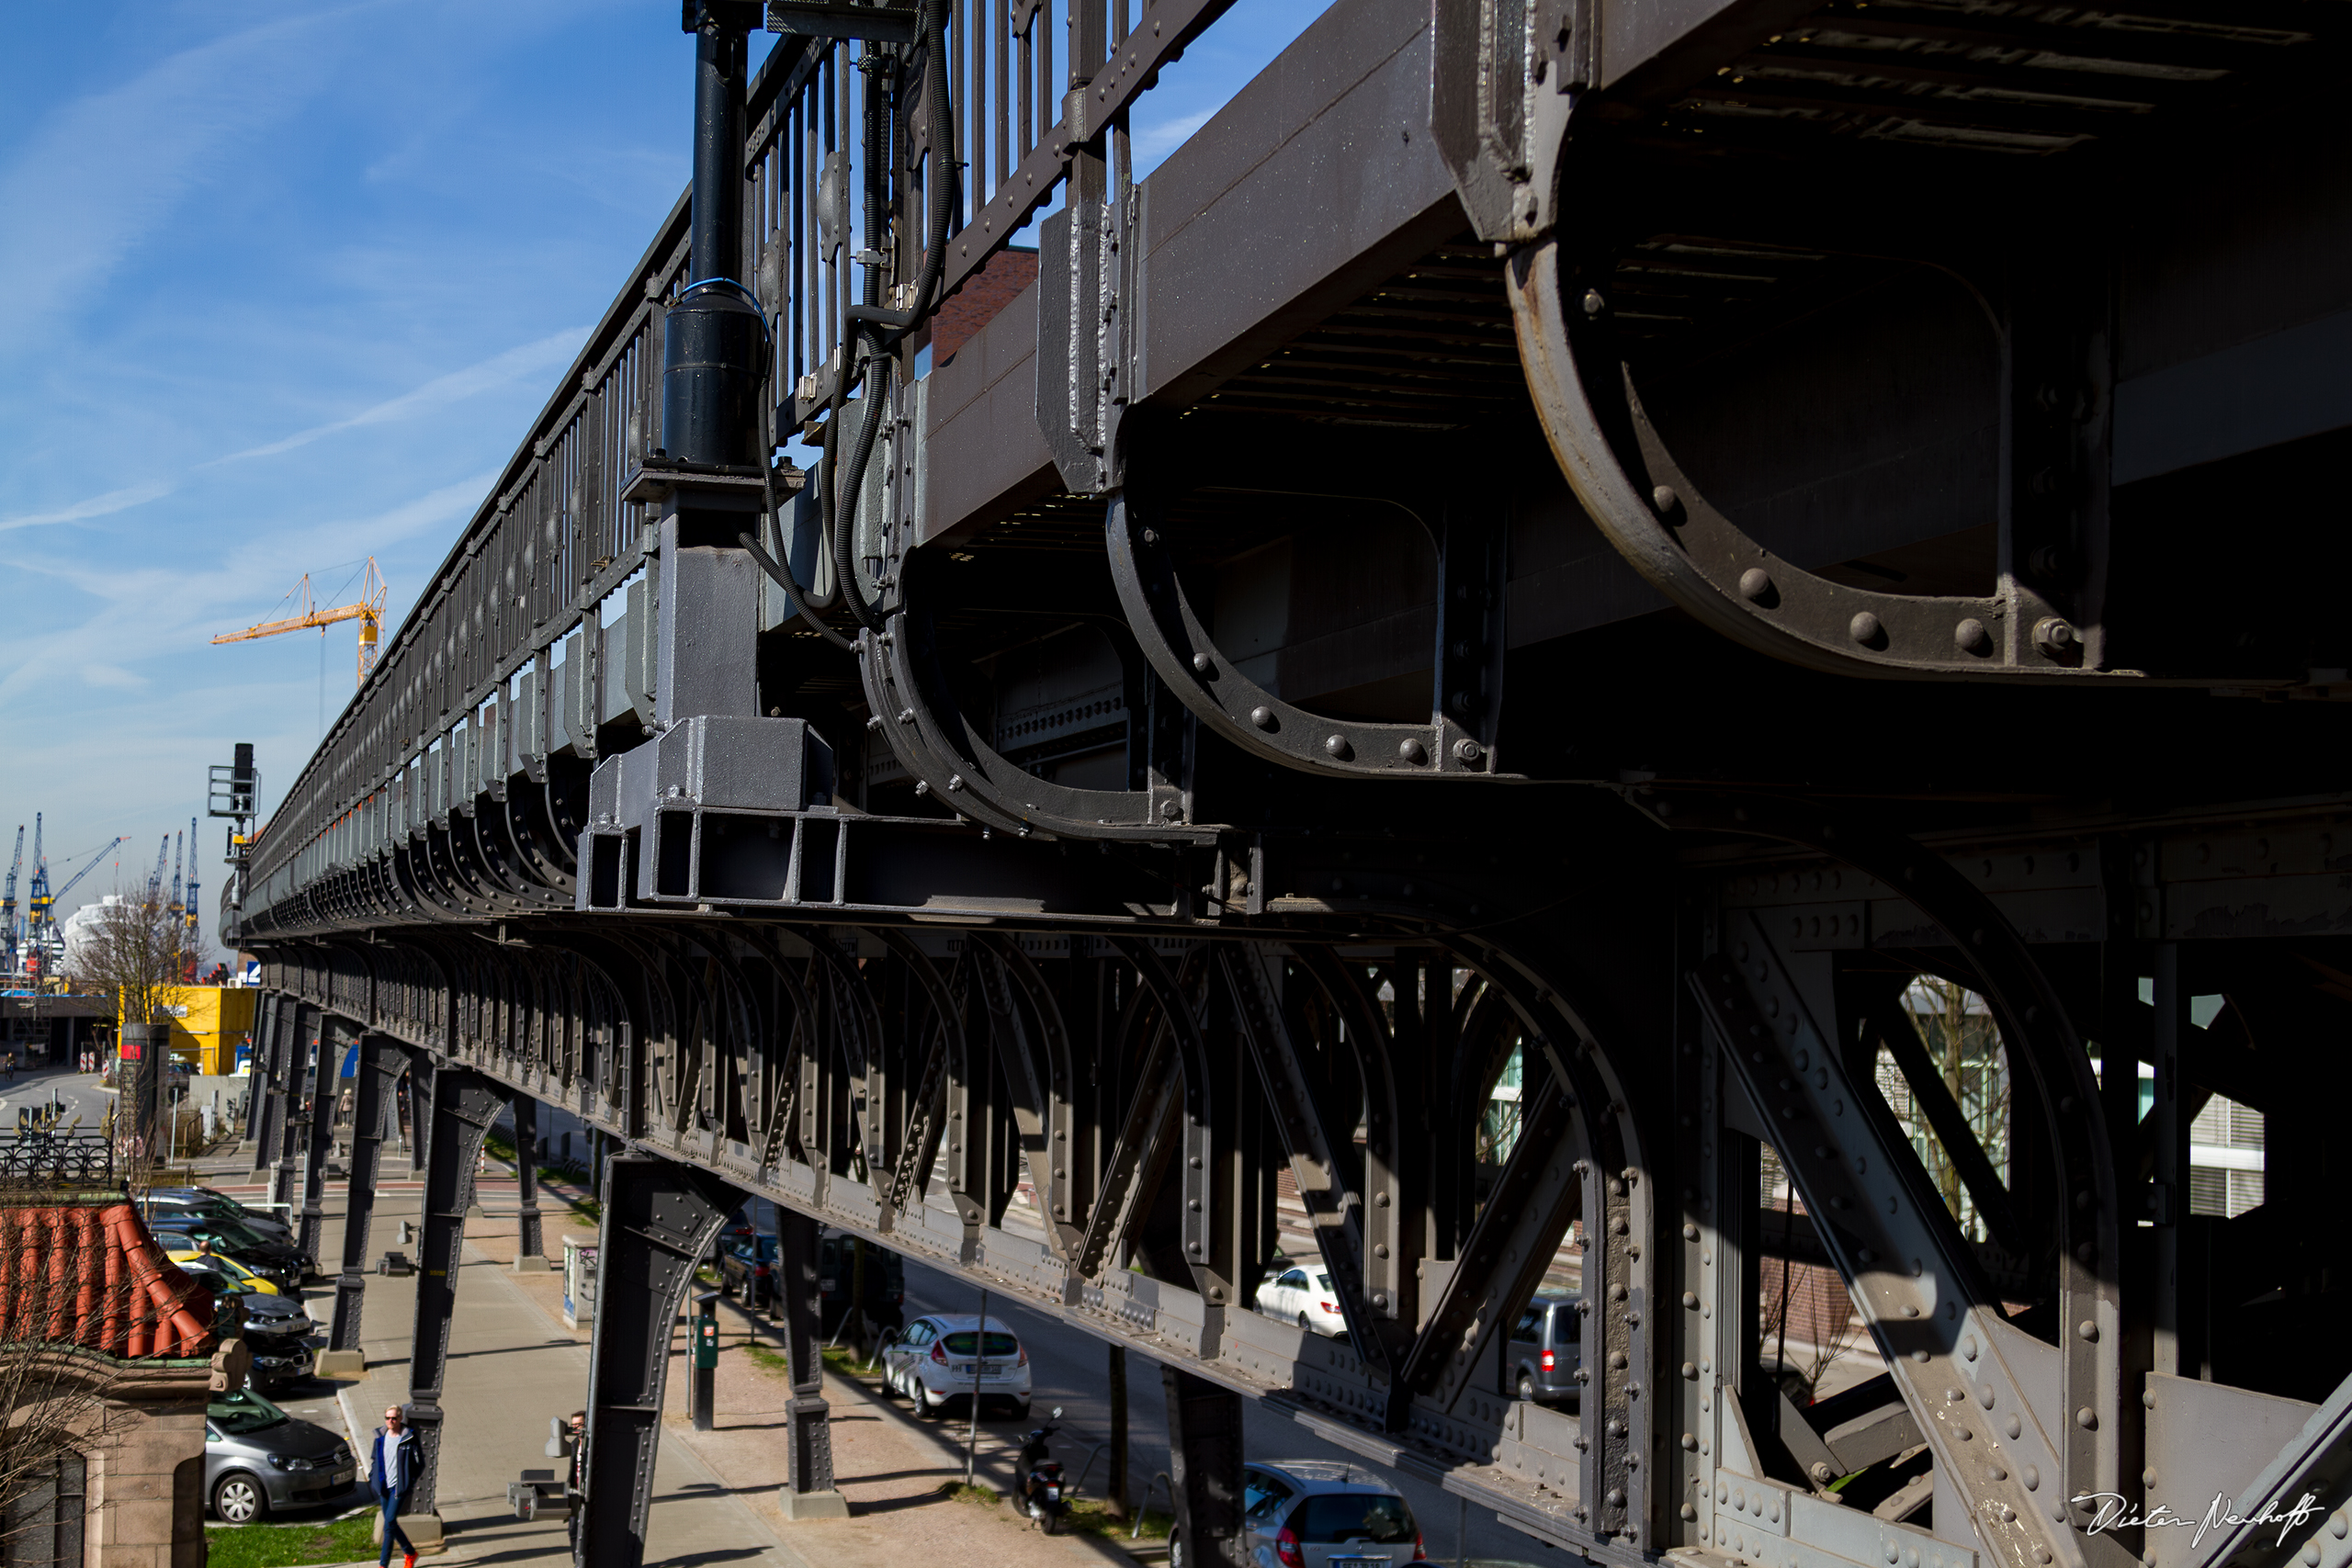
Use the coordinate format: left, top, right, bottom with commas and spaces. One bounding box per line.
313, 1348, 368, 1378
511, 1253, 552, 1272
775, 1486, 851, 1521
371, 1508, 448, 1555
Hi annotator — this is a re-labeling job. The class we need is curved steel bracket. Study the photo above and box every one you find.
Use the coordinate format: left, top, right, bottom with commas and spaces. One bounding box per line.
1510, 236, 2166, 684
859, 564, 1216, 841
1105, 491, 1514, 779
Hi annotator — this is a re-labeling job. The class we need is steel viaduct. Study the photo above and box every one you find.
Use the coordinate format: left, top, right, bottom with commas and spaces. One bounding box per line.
222, 3, 2352, 1568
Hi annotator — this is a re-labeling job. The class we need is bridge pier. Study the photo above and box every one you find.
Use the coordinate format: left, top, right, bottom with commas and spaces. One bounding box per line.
774, 1208, 846, 1520
511, 1091, 547, 1271
385, 1058, 503, 1557
322, 1032, 398, 1376
268, 1001, 316, 1209
406, 1052, 433, 1176
296, 1014, 344, 1271
244, 991, 288, 1159
1162, 1367, 1246, 1568
578, 1152, 742, 1568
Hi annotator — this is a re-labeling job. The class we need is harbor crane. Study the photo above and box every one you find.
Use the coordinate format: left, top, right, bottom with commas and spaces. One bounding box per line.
1, 827, 21, 975
211, 558, 389, 688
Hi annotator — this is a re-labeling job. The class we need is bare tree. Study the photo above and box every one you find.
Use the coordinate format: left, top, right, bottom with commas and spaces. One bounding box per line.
1894, 975, 2010, 1241
65, 885, 203, 1040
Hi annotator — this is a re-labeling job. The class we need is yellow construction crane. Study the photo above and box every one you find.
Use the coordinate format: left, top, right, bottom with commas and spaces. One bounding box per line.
212, 558, 389, 687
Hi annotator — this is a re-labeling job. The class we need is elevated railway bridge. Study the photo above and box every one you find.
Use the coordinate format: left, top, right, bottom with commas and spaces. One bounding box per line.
225, 2, 2352, 1567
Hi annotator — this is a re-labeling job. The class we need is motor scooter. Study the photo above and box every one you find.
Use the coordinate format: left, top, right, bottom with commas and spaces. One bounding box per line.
1017, 1406, 1069, 1534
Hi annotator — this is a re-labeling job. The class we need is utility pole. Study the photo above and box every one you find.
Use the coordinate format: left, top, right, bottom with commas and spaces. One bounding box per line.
1107, 1343, 1129, 1520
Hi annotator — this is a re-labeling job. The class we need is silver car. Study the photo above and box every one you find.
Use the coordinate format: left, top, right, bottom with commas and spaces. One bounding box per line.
877, 1314, 1033, 1418
1170, 1461, 1426, 1568
204, 1388, 355, 1521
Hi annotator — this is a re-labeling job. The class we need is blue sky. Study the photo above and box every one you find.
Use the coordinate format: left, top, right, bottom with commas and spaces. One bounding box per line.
0, 1, 1325, 954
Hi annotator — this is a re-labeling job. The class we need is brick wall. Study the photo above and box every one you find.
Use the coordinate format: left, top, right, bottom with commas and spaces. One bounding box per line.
931, 247, 1038, 365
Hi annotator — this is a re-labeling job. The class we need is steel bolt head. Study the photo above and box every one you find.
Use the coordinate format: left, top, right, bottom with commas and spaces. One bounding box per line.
1453, 738, 1484, 763
2036, 616, 2077, 658
1249, 705, 1275, 730
1849, 610, 1883, 645
1582, 289, 1605, 316
1738, 568, 1772, 602
1954, 617, 1990, 655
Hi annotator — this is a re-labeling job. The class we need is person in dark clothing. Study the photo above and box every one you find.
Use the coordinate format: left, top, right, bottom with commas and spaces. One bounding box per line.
370, 1405, 421, 1568
566, 1409, 587, 1554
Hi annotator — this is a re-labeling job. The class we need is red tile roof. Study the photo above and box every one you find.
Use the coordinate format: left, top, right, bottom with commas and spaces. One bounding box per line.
0, 1202, 216, 1359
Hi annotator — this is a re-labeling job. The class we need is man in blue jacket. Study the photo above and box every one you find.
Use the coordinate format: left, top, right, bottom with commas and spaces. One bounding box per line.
370, 1404, 421, 1568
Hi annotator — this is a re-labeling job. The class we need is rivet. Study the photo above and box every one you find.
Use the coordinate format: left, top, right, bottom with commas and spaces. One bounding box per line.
1398, 737, 1427, 763
2023, 1466, 2039, 1491
1652, 484, 1679, 513
1250, 705, 1276, 730
1192, 652, 1212, 673
1324, 734, 1351, 759
1954, 618, 1990, 655
1583, 288, 1606, 315
2078, 1320, 2098, 1341
1850, 610, 1883, 645
2076, 1407, 2098, 1430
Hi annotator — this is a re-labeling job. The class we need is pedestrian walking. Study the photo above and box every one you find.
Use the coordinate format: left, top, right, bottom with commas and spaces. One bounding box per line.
566, 1409, 588, 1553
369, 1404, 421, 1568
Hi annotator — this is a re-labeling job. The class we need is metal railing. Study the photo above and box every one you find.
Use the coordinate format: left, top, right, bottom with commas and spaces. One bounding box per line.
244, 0, 1247, 911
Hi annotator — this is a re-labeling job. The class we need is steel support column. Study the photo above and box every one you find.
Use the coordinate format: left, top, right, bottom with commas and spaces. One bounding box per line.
774, 1207, 845, 1518
1162, 1366, 1245, 1568
245, 991, 285, 1156
326, 1034, 400, 1365
409, 1052, 434, 1174
297, 1014, 345, 1269
578, 1153, 741, 1568
271, 1002, 318, 1211
404, 1060, 504, 1523
513, 1092, 546, 1266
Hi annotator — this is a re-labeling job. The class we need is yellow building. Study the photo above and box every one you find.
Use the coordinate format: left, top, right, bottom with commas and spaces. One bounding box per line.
120, 987, 258, 1077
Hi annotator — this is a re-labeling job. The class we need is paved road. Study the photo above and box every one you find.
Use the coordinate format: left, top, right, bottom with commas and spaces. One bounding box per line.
0, 1060, 113, 1134
893, 1257, 1555, 1567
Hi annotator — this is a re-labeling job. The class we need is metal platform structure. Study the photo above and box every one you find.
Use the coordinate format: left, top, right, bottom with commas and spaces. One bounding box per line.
222, 3, 2352, 1567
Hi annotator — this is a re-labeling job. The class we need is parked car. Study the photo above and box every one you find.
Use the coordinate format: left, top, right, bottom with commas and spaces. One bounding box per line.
203, 1388, 354, 1522
1504, 1292, 1583, 1405
149, 1187, 296, 1245
1171, 1460, 1427, 1568
877, 1314, 1032, 1418
1254, 1260, 1346, 1337
164, 1244, 282, 1295
180, 1260, 317, 1392
147, 1218, 306, 1292
718, 1233, 779, 1306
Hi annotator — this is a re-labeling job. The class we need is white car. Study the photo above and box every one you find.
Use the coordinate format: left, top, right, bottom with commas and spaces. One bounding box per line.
878, 1314, 1032, 1418
1255, 1261, 1346, 1337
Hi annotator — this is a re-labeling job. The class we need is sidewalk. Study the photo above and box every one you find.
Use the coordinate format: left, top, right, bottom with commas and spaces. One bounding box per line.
470, 1204, 1150, 1568
264, 1139, 1153, 1568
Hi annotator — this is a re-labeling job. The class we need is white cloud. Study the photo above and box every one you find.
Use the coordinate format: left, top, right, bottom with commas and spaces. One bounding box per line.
204, 328, 587, 466
0, 9, 365, 356
0, 480, 175, 535
1133, 107, 1216, 162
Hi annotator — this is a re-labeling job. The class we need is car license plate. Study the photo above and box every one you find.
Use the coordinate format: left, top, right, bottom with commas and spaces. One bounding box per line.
334, 1469, 354, 1486
1328, 1557, 1386, 1566
979, 1360, 1004, 1374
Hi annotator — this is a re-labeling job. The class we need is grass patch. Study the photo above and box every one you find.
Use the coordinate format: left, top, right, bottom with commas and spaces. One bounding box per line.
567, 1195, 601, 1227
1061, 1498, 1173, 1542
484, 1129, 516, 1162
939, 1482, 1001, 1506
743, 1343, 789, 1375
203, 1511, 376, 1568
821, 1344, 885, 1377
